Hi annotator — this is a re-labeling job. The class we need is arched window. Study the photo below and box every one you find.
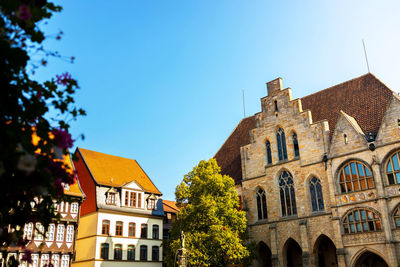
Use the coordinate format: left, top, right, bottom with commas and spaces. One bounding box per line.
152, 246, 159, 261
102, 220, 110, 235
100, 243, 109, 259
342, 208, 381, 234
127, 245, 135, 261
256, 188, 267, 220
309, 177, 324, 212
279, 171, 297, 216
266, 141, 272, 165
292, 132, 300, 158
276, 128, 287, 161
114, 244, 122, 260
386, 150, 400, 185
338, 161, 374, 193
393, 205, 400, 228
140, 245, 148, 261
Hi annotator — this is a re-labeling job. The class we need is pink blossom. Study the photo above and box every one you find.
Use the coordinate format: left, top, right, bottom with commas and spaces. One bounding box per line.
55, 72, 73, 86
52, 128, 74, 149
17, 5, 32, 21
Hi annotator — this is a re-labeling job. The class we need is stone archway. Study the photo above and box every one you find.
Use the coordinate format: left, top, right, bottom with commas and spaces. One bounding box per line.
354, 251, 388, 267
283, 238, 303, 267
256, 241, 272, 267
313, 234, 337, 267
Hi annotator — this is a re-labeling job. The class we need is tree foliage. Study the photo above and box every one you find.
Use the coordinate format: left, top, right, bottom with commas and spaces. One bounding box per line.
0, 0, 84, 264
166, 159, 249, 267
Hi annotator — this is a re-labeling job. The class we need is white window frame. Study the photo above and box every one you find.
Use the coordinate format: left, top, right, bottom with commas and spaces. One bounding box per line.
60, 255, 69, 267
51, 254, 60, 267
71, 202, 79, 213
56, 224, 65, 242
66, 225, 74, 242
40, 254, 49, 267
46, 223, 55, 241
24, 223, 33, 240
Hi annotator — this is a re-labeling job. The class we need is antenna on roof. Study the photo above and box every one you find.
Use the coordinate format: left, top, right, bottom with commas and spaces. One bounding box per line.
362, 39, 371, 73
242, 89, 246, 118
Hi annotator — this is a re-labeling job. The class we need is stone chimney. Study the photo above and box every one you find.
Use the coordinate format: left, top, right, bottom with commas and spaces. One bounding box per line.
266, 77, 283, 96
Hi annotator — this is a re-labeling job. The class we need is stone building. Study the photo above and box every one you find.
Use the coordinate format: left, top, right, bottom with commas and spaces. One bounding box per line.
215, 74, 400, 267
72, 148, 163, 267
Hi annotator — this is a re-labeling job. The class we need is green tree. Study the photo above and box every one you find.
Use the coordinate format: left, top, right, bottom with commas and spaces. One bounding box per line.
166, 159, 249, 267
0, 1, 84, 265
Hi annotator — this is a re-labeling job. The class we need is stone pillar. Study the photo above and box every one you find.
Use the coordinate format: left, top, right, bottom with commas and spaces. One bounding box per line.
299, 219, 312, 267
336, 248, 347, 267
371, 160, 398, 267
269, 223, 280, 267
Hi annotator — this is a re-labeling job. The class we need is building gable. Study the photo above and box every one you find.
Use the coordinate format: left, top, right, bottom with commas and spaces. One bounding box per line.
375, 94, 400, 145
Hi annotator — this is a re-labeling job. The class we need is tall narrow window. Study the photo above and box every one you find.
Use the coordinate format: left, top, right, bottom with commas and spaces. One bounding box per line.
279, 171, 297, 216
338, 161, 374, 193
102, 220, 110, 235
387, 150, 400, 185
152, 246, 159, 261
115, 221, 123, 236
276, 128, 287, 161
293, 132, 300, 158
152, 225, 159, 239
266, 141, 272, 165
140, 245, 148, 261
34, 223, 44, 240
46, 224, 55, 241
129, 223, 136, 237
101, 243, 109, 260
114, 244, 122, 260
138, 193, 142, 208
125, 191, 129, 206
51, 254, 59, 267
256, 188, 267, 220
24, 223, 33, 240
60, 255, 69, 267
107, 192, 116, 205
342, 208, 381, 234
66, 225, 74, 242
56, 224, 65, 242
40, 254, 49, 267
127, 245, 135, 261
309, 177, 324, 212
31, 254, 39, 267
70, 202, 79, 213
141, 224, 148, 238
274, 100, 278, 112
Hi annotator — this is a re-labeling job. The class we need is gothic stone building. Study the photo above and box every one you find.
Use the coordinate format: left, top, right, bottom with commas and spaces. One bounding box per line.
215, 74, 400, 267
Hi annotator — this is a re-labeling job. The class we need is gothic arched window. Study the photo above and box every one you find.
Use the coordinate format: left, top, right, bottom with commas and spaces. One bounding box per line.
338, 161, 374, 193
393, 205, 400, 228
342, 208, 382, 234
256, 188, 267, 220
293, 132, 300, 158
279, 171, 297, 216
276, 128, 287, 161
309, 177, 324, 212
387, 150, 400, 185
266, 141, 272, 165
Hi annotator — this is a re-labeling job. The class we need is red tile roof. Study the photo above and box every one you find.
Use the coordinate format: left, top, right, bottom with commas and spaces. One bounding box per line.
214, 73, 394, 184
163, 200, 180, 213
214, 116, 256, 184
301, 73, 393, 139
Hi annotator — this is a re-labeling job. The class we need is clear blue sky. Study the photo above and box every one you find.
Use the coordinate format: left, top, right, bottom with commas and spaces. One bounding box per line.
36, 0, 400, 200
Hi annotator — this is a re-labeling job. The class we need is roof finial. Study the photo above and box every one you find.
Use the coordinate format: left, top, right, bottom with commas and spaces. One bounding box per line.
362, 39, 371, 73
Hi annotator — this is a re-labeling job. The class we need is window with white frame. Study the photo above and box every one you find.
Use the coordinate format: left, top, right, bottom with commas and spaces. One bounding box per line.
46, 224, 55, 241
66, 225, 74, 242
64, 202, 69, 213
19, 253, 27, 267
32, 254, 39, 267
24, 223, 33, 240
59, 201, 64, 212
40, 254, 49, 267
56, 224, 65, 242
60, 255, 69, 267
51, 254, 60, 267
71, 202, 79, 213
34, 223, 44, 240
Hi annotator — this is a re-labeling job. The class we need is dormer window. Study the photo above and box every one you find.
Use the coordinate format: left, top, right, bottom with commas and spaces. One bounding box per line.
147, 195, 157, 210
106, 192, 116, 205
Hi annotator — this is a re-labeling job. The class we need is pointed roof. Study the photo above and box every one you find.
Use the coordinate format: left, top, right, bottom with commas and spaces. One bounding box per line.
63, 154, 85, 198
76, 148, 161, 195
214, 73, 394, 184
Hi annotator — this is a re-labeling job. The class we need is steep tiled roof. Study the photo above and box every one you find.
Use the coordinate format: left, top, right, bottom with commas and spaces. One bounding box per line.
215, 73, 394, 184
301, 73, 393, 139
163, 200, 180, 213
63, 154, 85, 198
214, 116, 256, 184
77, 148, 161, 195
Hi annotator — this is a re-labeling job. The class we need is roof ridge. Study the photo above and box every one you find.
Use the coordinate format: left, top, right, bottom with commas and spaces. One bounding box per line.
301, 73, 372, 100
